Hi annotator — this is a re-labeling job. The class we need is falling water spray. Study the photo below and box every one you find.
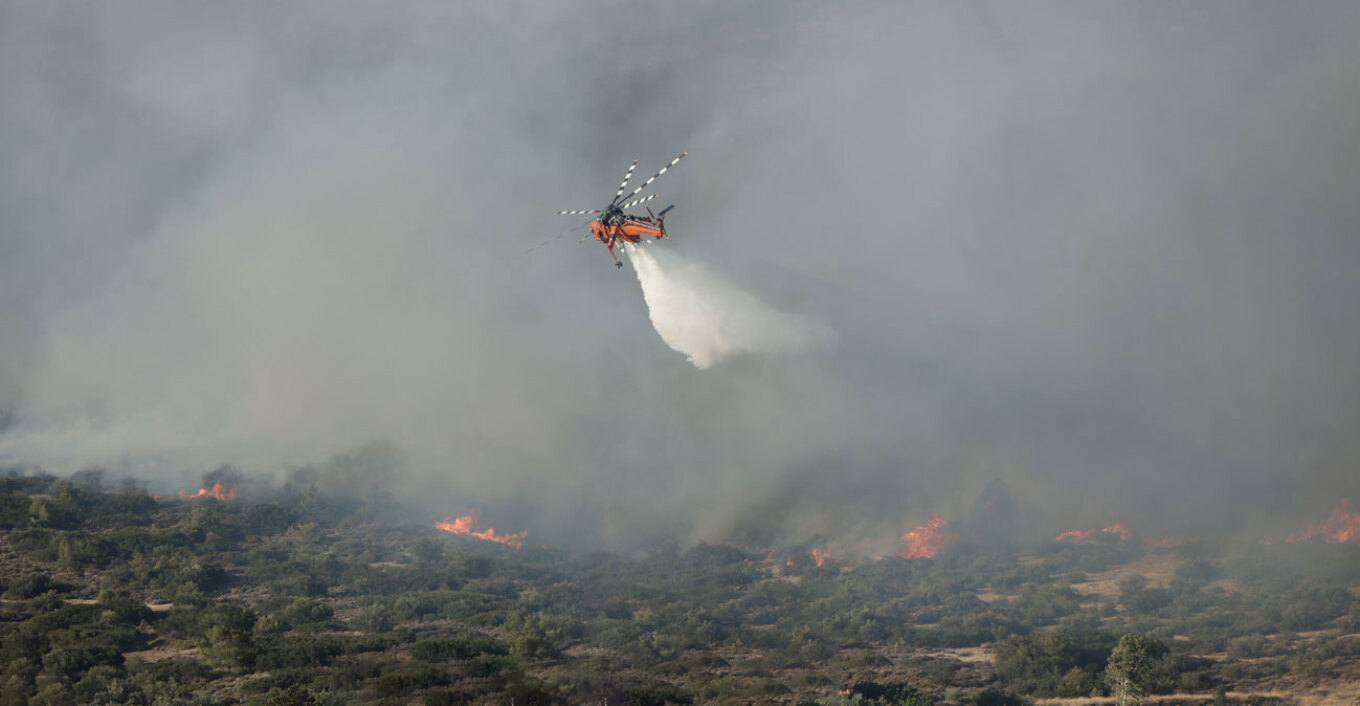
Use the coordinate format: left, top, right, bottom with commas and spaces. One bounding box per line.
624, 243, 833, 369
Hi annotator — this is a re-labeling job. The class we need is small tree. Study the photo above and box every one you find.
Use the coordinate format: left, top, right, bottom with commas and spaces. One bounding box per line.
28, 498, 52, 527
1106, 635, 1153, 706
505, 609, 561, 659
414, 537, 445, 565
266, 684, 320, 706
200, 625, 258, 672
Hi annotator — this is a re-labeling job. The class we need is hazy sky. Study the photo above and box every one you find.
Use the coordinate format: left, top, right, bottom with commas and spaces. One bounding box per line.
2, 2, 1358, 550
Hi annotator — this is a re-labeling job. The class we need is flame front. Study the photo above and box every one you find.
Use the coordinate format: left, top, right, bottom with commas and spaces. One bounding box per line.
1274, 499, 1360, 545
810, 548, 833, 567
179, 482, 235, 501
898, 513, 955, 559
1055, 523, 1132, 545
435, 510, 527, 548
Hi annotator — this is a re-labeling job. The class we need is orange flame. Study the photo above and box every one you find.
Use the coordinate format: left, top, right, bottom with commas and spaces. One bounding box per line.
179, 482, 235, 501
1055, 523, 1132, 545
898, 513, 955, 559
434, 510, 527, 548
1272, 499, 1360, 545
811, 548, 833, 567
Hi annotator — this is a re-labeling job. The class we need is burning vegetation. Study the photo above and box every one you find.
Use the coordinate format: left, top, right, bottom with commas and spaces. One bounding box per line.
1270, 499, 1360, 545
759, 547, 838, 570
177, 481, 236, 501
434, 510, 528, 548
1055, 522, 1133, 545
1, 472, 1359, 706
897, 513, 955, 559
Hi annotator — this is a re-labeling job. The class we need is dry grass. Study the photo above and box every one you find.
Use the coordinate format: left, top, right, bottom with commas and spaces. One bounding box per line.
1072, 553, 1181, 597
1031, 681, 1360, 705
932, 646, 991, 664
1290, 680, 1360, 706
1033, 692, 1292, 705
123, 644, 202, 664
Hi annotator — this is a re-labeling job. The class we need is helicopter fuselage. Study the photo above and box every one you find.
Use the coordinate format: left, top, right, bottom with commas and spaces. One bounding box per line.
554, 152, 684, 268
591, 215, 664, 245
590, 215, 666, 266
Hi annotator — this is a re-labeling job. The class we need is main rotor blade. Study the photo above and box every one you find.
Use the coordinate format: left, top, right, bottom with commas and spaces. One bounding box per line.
610, 160, 639, 204
621, 193, 659, 210
528, 218, 593, 253
618, 152, 685, 203
556, 208, 601, 215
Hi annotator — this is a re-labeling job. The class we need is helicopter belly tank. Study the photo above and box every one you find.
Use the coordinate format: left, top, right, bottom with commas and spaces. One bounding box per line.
619, 219, 663, 240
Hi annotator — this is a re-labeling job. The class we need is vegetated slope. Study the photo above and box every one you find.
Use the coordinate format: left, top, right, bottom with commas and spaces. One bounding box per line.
1, 471, 1358, 706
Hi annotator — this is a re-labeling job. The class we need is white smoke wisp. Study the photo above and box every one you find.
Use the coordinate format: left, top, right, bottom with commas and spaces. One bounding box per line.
625, 243, 834, 369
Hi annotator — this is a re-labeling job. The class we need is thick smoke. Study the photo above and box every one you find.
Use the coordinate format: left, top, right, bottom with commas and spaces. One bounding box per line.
625, 243, 833, 369
1, 2, 1359, 549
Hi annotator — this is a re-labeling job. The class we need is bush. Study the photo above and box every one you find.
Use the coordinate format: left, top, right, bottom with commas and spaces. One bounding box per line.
265, 684, 322, 706
848, 680, 930, 706
973, 688, 1025, 706
349, 605, 395, 633
1279, 584, 1353, 631
41, 644, 124, 680
423, 688, 461, 706
282, 598, 334, 627
376, 666, 449, 699
1119, 575, 1172, 615
411, 634, 501, 661
994, 629, 1118, 696
255, 635, 343, 670
5, 573, 53, 599
505, 610, 563, 659
200, 625, 258, 672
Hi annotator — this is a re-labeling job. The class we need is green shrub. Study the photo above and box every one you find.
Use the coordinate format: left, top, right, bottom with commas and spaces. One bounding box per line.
5, 573, 54, 599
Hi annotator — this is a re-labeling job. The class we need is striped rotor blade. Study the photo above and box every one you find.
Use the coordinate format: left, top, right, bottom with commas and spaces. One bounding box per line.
622, 193, 659, 210
528, 218, 593, 254
611, 160, 639, 203
556, 208, 601, 215
619, 152, 685, 202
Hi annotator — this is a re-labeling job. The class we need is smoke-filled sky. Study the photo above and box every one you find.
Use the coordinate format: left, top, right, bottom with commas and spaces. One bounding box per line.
3, 2, 1359, 551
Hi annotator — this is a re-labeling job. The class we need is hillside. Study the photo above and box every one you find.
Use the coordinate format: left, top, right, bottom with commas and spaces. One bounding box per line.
2, 472, 1358, 705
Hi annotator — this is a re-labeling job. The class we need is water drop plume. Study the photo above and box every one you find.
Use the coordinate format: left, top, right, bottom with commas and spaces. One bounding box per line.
625, 243, 833, 369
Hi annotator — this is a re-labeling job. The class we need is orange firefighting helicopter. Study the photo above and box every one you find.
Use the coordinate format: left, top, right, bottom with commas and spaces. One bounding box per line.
554, 152, 685, 268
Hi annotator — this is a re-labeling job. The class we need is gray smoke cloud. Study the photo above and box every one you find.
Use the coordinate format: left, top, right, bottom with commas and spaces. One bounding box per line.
2, 1, 1359, 549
